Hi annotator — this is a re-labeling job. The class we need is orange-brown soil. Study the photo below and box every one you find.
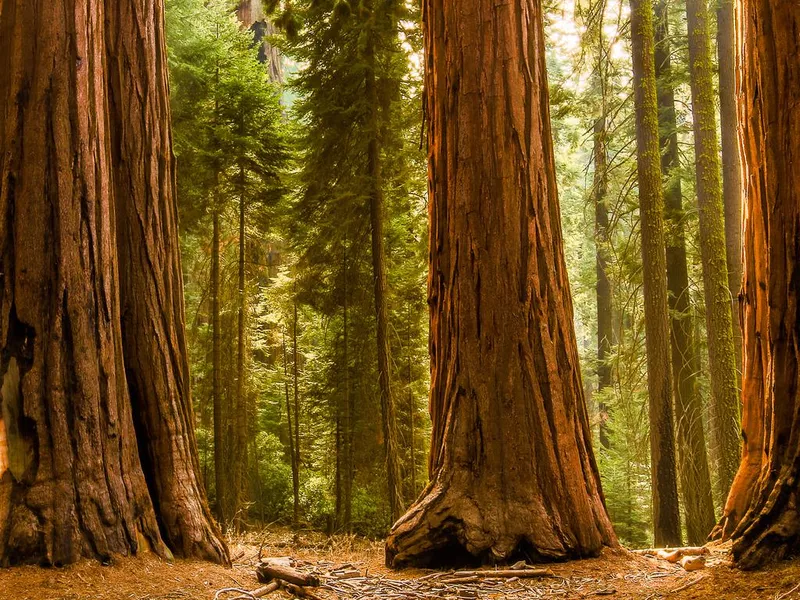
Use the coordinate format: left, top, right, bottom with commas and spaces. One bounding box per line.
0, 529, 797, 599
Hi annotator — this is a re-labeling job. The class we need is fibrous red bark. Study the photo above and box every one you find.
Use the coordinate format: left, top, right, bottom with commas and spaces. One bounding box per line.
0, 0, 227, 566
712, 0, 800, 570
106, 0, 228, 562
384, 0, 617, 568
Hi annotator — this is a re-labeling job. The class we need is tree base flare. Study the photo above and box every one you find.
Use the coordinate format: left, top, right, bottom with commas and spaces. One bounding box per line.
385, 481, 613, 569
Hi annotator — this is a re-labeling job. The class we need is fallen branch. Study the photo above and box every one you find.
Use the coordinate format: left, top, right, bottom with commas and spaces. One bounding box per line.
257, 561, 321, 587
217, 582, 281, 600
634, 547, 709, 563
668, 574, 707, 594
281, 582, 326, 600
679, 555, 706, 571
214, 588, 258, 600
442, 568, 554, 579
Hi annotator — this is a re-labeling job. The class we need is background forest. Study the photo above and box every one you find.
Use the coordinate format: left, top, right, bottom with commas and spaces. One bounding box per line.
166, 0, 741, 548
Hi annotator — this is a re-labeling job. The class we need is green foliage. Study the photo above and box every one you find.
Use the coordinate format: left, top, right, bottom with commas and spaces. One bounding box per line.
167, 0, 427, 535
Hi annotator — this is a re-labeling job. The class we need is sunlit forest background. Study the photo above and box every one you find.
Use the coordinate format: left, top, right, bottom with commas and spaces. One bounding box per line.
167, 0, 730, 547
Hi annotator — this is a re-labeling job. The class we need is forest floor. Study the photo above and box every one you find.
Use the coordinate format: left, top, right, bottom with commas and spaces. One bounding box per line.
1, 527, 799, 600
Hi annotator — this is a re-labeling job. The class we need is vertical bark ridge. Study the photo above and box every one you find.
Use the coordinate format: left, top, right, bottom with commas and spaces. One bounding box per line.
105, 0, 229, 564
385, 0, 616, 568
713, 0, 800, 570
0, 0, 166, 566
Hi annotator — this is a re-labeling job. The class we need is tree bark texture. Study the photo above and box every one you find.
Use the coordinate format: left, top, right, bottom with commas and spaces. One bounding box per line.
654, 0, 716, 545
0, 0, 227, 566
106, 0, 228, 562
685, 0, 741, 503
712, 0, 800, 570
629, 0, 682, 547
385, 0, 617, 568
716, 0, 743, 379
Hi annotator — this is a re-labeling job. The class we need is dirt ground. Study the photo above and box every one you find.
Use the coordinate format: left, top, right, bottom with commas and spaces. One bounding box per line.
0, 529, 798, 600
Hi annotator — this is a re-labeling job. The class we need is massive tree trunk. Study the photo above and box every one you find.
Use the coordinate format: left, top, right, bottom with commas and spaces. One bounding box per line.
0, 0, 227, 566
106, 0, 228, 562
712, 0, 800, 570
364, 0, 404, 525
628, 0, 682, 547
716, 0, 743, 378
685, 0, 740, 503
594, 117, 613, 451
384, 0, 617, 568
236, 0, 282, 83
654, 0, 716, 544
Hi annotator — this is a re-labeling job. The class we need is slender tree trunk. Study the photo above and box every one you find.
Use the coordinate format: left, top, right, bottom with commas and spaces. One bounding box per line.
342, 256, 353, 531
385, 0, 617, 568
292, 294, 301, 525
629, 0, 682, 547
0, 0, 227, 566
716, 0, 743, 379
282, 331, 299, 526
594, 116, 613, 450
231, 166, 247, 527
363, 1, 404, 524
654, 0, 716, 544
407, 306, 417, 497
685, 0, 740, 503
712, 1, 800, 569
211, 208, 226, 529
106, 0, 228, 562
334, 409, 342, 529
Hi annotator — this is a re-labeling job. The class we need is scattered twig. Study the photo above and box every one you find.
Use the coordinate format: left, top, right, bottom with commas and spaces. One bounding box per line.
668, 574, 707, 594
213, 587, 258, 600
777, 582, 800, 600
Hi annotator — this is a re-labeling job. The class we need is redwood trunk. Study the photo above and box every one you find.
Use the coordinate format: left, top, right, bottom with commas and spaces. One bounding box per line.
654, 0, 716, 544
0, 0, 226, 566
629, 0, 682, 547
106, 0, 228, 562
385, 0, 617, 568
713, 0, 800, 570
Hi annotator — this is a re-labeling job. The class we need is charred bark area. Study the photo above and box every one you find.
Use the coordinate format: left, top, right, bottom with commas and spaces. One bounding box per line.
105, 0, 228, 564
712, 1, 800, 570
385, 0, 617, 568
0, 0, 166, 566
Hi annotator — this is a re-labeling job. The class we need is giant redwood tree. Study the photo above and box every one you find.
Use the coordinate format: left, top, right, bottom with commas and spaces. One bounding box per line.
0, 0, 228, 565
384, 0, 617, 567
713, 0, 800, 570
